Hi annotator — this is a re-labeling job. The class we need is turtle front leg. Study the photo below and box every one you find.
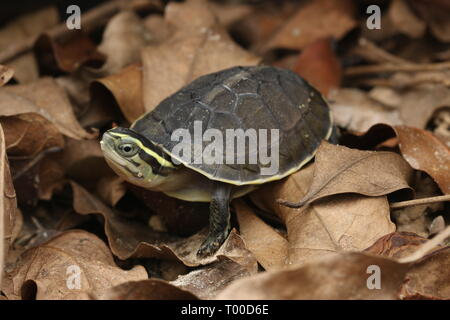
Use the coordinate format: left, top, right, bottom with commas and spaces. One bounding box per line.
197, 182, 232, 257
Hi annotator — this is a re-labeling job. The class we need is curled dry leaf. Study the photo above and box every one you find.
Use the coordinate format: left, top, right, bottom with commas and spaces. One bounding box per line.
97, 279, 198, 300
0, 78, 95, 140
1, 113, 64, 157
364, 232, 430, 259
69, 181, 256, 269
235, 200, 288, 271
171, 256, 256, 299
253, 164, 396, 266
0, 6, 59, 83
292, 38, 341, 96
91, 64, 145, 123
264, 0, 356, 51
0, 124, 19, 288
217, 252, 409, 300
400, 247, 450, 300
34, 32, 105, 73
2, 230, 147, 300
91, 11, 151, 77
394, 126, 450, 194
280, 141, 413, 207
363, 230, 450, 299
141, 0, 261, 111
0, 65, 14, 86
342, 124, 450, 194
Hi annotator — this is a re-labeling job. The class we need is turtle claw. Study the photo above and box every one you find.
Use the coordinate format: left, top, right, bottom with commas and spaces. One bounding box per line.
196, 232, 228, 258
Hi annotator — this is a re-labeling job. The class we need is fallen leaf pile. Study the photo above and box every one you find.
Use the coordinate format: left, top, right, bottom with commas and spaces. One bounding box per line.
0, 0, 449, 300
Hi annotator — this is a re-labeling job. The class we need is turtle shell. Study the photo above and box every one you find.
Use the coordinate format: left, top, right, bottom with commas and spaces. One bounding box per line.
131, 66, 333, 185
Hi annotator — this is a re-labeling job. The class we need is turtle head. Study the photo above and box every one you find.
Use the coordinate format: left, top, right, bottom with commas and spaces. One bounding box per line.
100, 127, 176, 188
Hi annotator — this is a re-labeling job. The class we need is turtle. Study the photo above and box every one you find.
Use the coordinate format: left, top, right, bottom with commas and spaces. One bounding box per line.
100, 65, 334, 257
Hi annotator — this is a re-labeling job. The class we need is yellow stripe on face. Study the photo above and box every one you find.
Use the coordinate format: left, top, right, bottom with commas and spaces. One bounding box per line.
108, 132, 175, 169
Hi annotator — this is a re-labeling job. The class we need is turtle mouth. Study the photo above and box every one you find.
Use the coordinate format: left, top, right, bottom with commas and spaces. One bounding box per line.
101, 133, 144, 180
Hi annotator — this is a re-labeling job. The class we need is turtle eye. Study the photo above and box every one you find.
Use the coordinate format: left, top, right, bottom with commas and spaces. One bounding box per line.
117, 142, 138, 157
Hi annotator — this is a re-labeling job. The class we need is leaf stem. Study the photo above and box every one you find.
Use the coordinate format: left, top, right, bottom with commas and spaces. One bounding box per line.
390, 194, 450, 209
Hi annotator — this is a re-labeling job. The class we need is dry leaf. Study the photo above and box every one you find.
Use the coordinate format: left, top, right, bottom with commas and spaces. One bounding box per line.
1, 113, 64, 157
254, 164, 396, 266
96, 175, 127, 207
2, 230, 147, 300
328, 88, 403, 132
34, 32, 105, 73
364, 232, 430, 259
171, 256, 255, 299
217, 252, 409, 300
56, 138, 112, 189
235, 200, 288, 271
398, 85, 450, 129
293, 38, 341, 96
68, 181, 256, 269
97, 279, 198, 300
394, 126, 450, 194
90, 11, 151, 77
400, 247, 450, 299
0, 124, 19, 288
0, 78, 95, 140
92, 64, 145, 123
411, 0, 450, 42
141, 0, 261, 112
388, 0, 426, 39
264, 0, 356, 51
0, 6, 59, 83
280, 141, 413, 207
0, 65, 14, 86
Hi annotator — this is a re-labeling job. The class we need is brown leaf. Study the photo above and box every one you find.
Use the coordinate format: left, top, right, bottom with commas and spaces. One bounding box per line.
2, 230, 147, 300
388, 0, 426, 39
34, 32, 105, 73
92, 64, 145, 123
253, 164, 396, 266
280, 141, 413, 207
412, 0, 450, 42
398, 85, 450, 129
141, 0, 261, 112
293, 38, 341, 96
394, 126, 450, 194
328, 88, 403, 132
56, 137, 112, 189
0, 65, 14, 87
97, 279, 198, 300
69, 181, 256, 269
0, 6, 59, 83
170, 256, 255, 299
96, 176, 127, 207
400, 247, 450, 299
89, 11, 151, 77
0, 78, 95, 140
235, 200, 288, 270
0, 124, 18, 288
217, 252, 409, 300
264, 0, 356, 51
1, 113, 64, 157
364, 232, 430, 259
